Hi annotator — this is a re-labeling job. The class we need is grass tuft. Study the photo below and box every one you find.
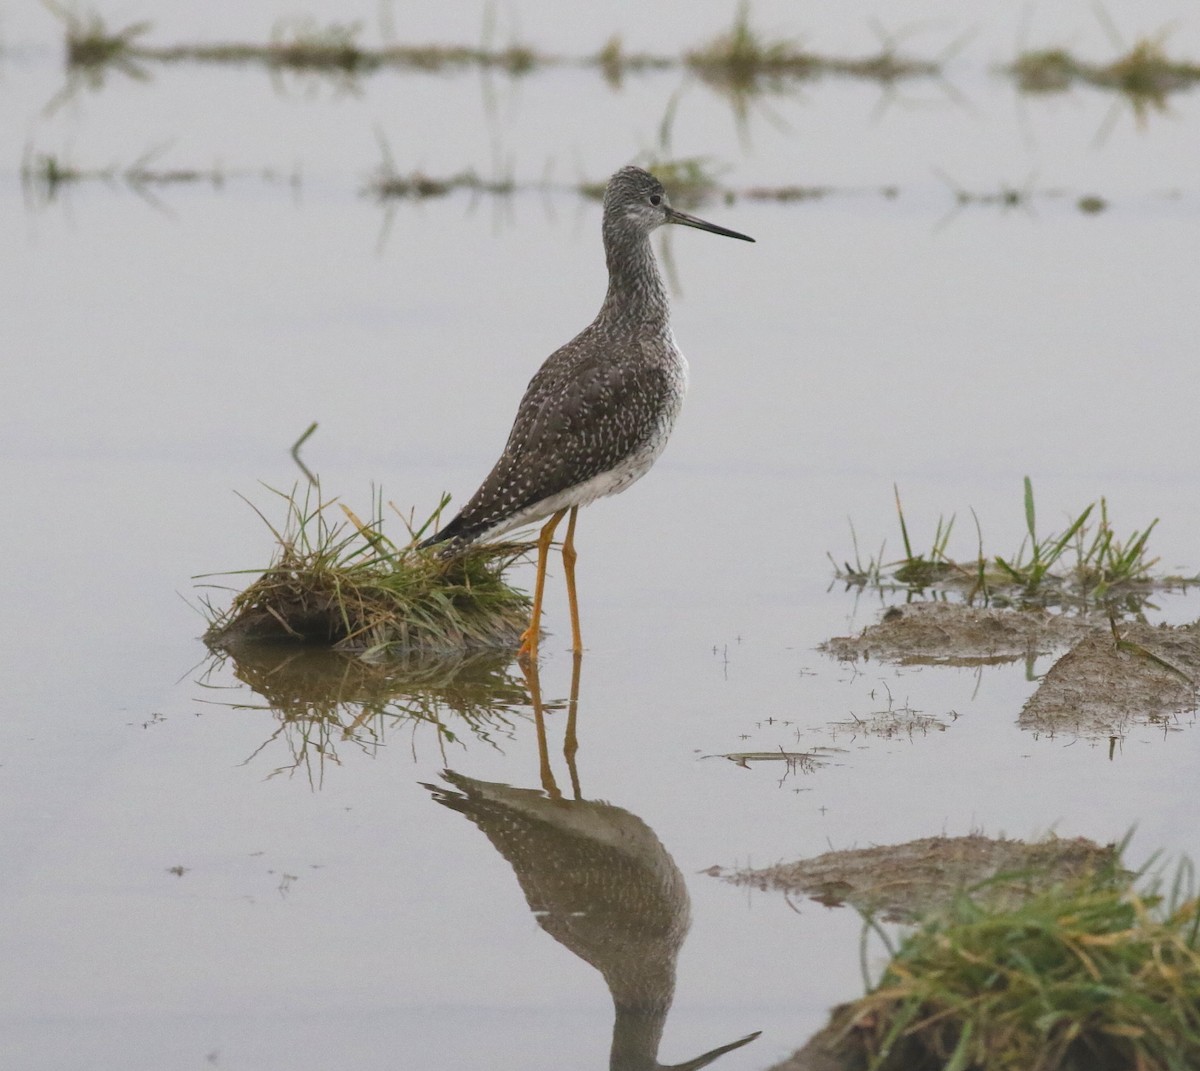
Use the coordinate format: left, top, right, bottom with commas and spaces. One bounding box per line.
686, 2, 818, 94
686, 2, 937, 98
47, 6, 940, 90
890, 485, 956, 588
593, 34, 673, 88
596, 34, 625, 85
200, 483, 533, 657
365, 133, 516, 202
1009, 37, 1200, 107
20, 149, 89, 199
268, 18, 374, 72
992, 477, 1161, 600
49, 4, 151, 69
830, 478, 1189, 611
846, 852, 1200, 1070
20, 144, 237, 207
1010, 48, 1078, 93
365, 166, 515, 201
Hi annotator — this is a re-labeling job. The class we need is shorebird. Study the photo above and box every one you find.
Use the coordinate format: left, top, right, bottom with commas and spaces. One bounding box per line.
420, 165, 754, 659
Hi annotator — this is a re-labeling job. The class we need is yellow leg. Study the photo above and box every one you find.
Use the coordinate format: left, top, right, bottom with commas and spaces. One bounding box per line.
519, 657, 560, 799
564, 649, 582, 800
518, 508, 568, 662
561, 506, 582, 654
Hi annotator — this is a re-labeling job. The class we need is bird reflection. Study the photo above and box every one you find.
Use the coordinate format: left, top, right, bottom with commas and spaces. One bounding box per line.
426, 655, 759, 1070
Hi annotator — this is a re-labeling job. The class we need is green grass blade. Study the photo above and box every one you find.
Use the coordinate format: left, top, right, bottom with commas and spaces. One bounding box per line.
1024, 475, 1037, 553
894, 484, 914, 561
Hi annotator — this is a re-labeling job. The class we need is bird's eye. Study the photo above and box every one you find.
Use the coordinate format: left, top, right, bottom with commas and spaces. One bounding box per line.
649, 194, 662, 206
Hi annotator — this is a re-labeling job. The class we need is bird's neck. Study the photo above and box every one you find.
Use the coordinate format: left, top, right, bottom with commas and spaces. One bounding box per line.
597, 229, 671, 337
609, 996, 673, 1071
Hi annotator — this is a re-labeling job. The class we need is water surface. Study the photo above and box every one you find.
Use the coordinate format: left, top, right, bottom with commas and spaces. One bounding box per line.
3, 2, 1200, 1068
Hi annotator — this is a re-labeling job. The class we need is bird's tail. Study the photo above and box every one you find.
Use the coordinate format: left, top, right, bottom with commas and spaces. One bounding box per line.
417, 513, 482, 555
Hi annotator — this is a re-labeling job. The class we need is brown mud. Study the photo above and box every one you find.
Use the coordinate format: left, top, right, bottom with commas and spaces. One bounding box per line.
821, 602, 1092, 666
1020, 620, 1200, 738
712, 833, 1120, 923
823, 602, 1199, 740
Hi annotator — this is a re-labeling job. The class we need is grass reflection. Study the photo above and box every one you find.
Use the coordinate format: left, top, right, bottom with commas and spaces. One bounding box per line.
199, 643, 532, 786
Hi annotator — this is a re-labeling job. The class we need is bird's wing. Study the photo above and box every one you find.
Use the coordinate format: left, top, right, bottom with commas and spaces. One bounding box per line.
454, 340, 672, 535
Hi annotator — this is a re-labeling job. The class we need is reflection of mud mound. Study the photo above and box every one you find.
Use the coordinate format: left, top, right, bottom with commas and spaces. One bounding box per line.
714, 833, 1119, 923
1020, 622, 1200, 739
821, 603, 1091, 666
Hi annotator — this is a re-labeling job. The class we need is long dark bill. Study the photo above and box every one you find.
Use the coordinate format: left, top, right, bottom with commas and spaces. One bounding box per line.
664, 1029, 762, 1070
667, 207, 755, 243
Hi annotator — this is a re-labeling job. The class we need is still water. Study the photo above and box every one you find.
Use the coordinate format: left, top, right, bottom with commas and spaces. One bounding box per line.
3, 2, 1200, 1068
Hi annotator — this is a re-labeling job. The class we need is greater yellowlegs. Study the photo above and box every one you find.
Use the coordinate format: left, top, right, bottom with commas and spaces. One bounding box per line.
421, 165, 754, 659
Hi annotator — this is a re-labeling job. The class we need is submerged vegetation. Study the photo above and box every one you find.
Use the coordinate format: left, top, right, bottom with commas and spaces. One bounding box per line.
685, 1, 937, 101
60, 2, 1200, 110
831, 478, 1191, 612
1011, 37, 1200, 108
48, 1, 1200, 141
19, 139, 1142, 217
18, 144, 260, 208
52, 5, 940, 88
54, 4, 151, 69
200, 484, 532, 656
364, 134, 516, 203
36, 4, 1197, 217
594, 34, 673, 88
56, 9, 544, 77
685, 2, 821, 92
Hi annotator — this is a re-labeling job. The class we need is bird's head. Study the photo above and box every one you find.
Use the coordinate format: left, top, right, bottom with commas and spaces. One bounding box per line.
603, 165, 755, 244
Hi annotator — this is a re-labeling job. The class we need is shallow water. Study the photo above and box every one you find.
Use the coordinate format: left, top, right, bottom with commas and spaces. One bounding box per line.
3, 2, 1200, 1068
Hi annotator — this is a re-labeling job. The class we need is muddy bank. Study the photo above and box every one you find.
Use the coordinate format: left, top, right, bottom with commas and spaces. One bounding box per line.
1020, 620, 1200, 738
821, 602, 1091, 666
721, 833, 1123, 1071
823, 603, 1199, 739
